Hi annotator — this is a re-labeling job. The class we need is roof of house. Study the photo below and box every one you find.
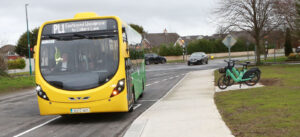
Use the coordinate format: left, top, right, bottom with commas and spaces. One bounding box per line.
0, 45, 16, 54
144, 33, 180, 47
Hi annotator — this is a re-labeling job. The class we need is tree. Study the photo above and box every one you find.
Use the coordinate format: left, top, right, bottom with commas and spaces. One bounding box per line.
216, 0, 284, 65
129, 24, 145, 34
15, 27, 39, 58
296, 0, 300, 37
0, 55, 9, 77
274, 0, 297, 31
284, 28, 293, 56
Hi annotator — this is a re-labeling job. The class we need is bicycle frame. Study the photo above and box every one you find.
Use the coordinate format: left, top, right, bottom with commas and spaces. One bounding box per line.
226, 68, 251, 82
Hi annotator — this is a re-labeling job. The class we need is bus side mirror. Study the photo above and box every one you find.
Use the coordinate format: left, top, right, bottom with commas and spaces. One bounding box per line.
122, 27, 128, 43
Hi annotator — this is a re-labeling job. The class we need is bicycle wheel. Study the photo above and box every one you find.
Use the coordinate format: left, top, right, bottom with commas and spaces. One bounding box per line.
244, 71, 260, 86
218, 75, 230, 89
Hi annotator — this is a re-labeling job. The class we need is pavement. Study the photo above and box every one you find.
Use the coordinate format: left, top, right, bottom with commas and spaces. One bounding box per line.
124, 70, 234, 137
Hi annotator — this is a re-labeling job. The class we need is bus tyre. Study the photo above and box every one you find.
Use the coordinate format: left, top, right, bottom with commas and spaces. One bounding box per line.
129, 88, 135, 112
244, 71, 260, 86
140, 81, 144, 98
218, 75, 229, 89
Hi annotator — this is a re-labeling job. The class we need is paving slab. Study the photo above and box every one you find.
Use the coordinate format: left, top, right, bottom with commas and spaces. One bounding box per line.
124, 70, 234, 137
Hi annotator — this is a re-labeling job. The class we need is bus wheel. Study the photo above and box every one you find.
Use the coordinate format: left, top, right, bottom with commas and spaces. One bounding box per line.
129, 87, 135, 112
140, 81, 145, 98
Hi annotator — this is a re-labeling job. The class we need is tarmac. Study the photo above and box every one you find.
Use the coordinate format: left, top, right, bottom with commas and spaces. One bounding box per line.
124, 70, 234, 137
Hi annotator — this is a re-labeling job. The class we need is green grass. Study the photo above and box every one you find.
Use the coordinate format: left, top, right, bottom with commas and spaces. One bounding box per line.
0, 73, 35, 93
214, 64, 300, 137
167, 60, 185, 63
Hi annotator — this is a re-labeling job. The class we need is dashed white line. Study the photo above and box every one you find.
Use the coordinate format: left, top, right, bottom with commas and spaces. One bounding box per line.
139, 100, 158, 102
13, 116, 61, 137
133, 104, 142, 110
153, 81, 159, 84
169, 77, 174, 79
145, 84, 151, 87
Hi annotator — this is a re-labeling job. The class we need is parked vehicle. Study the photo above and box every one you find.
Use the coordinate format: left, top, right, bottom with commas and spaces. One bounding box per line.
296, 46, 300, 53
217, 60, 261, 90
144, 53, 167, 65
187, 52, 208, 66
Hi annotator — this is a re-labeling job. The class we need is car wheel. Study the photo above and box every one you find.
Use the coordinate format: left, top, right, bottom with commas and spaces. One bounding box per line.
188, 61, 191, 66
161, 59, 166, 64
145, 60, 150, 65
206, 60, 208, 64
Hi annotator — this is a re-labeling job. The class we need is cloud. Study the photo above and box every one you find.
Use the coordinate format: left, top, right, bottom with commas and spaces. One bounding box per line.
0, 0, 219, 46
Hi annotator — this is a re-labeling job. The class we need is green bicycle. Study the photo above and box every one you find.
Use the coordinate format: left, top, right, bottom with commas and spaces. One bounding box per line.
217, 60, 261, 89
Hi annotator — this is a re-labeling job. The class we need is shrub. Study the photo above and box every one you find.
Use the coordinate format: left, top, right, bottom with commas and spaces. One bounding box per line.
187, 38, 255, 54
288, 53, 300, 60
158, 44, 183, 56
0, 55, 8, 76
7, 58, 26, 70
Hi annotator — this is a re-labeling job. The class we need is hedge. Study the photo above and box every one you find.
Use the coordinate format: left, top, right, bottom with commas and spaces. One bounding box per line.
7, 58, 26, 70
187, 39, 256, 54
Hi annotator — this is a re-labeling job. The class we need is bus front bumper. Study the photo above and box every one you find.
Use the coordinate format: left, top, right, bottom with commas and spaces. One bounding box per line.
37, 92, 129, 115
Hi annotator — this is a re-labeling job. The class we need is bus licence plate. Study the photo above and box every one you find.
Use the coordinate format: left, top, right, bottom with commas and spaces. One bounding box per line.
70, 108, 90, 113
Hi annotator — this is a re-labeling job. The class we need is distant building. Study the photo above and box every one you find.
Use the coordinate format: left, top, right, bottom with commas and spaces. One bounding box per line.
143, 29, 180, 48
0, 45, 21, 60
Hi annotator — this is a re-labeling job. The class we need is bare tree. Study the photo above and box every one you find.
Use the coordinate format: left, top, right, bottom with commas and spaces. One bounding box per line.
273, 0, 297, 31
216, 0, 284, 65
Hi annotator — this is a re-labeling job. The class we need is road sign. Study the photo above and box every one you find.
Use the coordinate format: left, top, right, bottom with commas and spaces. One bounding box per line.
222, 34, 237, 60
222, 34, 237, 48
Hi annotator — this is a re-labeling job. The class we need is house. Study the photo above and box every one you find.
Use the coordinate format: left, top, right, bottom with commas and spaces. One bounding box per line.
143, 29, 180, 48
0, 45, 20, 60
174, 35, 204, 47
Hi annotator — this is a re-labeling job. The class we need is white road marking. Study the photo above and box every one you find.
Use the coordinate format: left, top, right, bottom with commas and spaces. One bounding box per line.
169, 77, 174, 79
175, 75, 179, 77
133, 104, 142, 110
13, 116, 61, 137
162, 79, 168, 81
145, 84, 151, 87
153, 81, 159, 84
139, 100, 158, 102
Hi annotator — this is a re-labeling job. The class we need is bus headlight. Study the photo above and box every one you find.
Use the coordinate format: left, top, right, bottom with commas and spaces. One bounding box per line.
111, 79, 125, 97
36, 85, 49, 101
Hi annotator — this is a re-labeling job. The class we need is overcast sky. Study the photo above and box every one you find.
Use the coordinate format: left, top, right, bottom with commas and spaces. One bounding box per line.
0, 0, 219, 46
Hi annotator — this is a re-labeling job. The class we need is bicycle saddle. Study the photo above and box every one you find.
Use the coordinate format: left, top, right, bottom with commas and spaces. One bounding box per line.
240, 61, 250, 66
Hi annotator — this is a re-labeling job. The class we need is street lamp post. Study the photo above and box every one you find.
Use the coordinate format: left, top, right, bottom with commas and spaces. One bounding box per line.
25, 4, 32, 75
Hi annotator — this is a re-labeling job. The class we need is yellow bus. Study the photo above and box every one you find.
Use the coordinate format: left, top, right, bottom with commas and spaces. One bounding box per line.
35, 12, 146, 115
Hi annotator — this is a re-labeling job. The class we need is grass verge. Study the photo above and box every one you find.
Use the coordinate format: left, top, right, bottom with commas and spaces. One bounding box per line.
214, 64, 300, 137
0, 72, 35, 94
167, 60, 185, 63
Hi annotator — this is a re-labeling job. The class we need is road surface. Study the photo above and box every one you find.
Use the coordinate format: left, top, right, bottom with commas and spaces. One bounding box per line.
0, 57, 262, 137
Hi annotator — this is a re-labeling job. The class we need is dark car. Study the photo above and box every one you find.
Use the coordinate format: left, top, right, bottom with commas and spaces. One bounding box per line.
145, 53, 166, 65
188, 52, 208, 66
296, 46, 300, 53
